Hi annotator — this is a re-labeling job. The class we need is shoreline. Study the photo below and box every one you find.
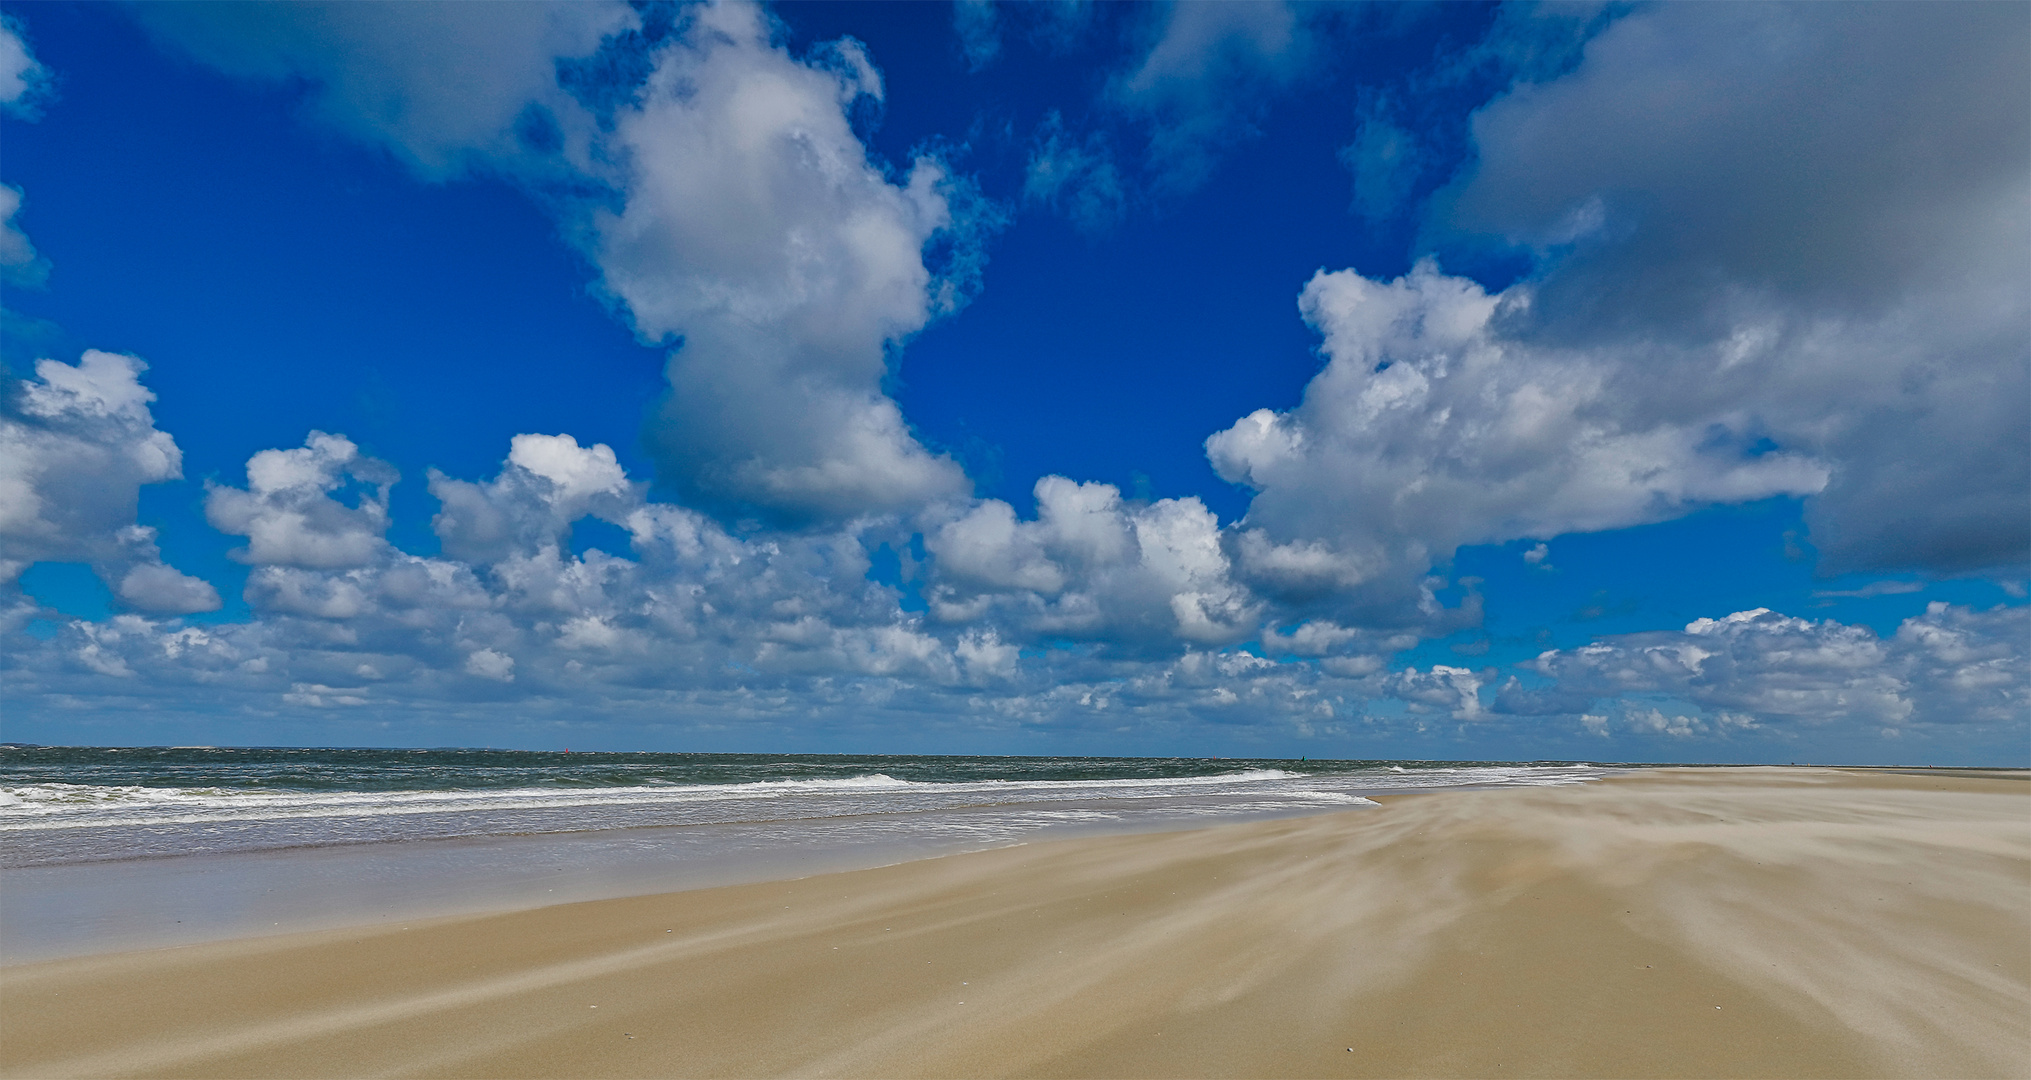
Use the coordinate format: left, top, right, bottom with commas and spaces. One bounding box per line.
4, 766, 2026, 1078
0, 786, 1407, 965
2, 760, 1627, 965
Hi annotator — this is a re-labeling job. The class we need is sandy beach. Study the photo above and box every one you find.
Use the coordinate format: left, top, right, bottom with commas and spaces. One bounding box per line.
3, 767, 2025, 1079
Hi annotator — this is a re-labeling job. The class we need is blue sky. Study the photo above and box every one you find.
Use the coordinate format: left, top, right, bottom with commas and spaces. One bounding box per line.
1, 1, 2024, 763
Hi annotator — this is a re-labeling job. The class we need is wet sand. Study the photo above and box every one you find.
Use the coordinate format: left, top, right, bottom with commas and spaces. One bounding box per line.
3, 767, 2025, 1078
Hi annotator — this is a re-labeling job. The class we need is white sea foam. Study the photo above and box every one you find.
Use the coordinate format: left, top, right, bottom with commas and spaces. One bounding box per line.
0, 761, 1612, 869
0, 768, 1323, 832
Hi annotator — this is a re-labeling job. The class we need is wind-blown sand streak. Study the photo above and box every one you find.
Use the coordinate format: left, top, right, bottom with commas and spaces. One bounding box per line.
2, 767, 2024, 1078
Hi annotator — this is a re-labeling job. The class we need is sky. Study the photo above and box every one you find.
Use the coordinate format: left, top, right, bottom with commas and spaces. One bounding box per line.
0, 1, 2025, 763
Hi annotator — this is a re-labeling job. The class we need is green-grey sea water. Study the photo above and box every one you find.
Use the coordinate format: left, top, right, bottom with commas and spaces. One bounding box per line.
0, 746, 1610, 867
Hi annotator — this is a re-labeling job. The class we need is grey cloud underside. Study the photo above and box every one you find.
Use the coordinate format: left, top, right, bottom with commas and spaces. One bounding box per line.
1427, 1, 2031, 575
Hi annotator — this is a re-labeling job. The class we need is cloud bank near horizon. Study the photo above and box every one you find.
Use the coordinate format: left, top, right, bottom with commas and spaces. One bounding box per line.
6, 350, 2021, 755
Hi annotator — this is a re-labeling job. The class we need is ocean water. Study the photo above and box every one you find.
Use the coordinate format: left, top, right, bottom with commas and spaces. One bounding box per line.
0, 747, 1615, 961
0, 746, 1611, 869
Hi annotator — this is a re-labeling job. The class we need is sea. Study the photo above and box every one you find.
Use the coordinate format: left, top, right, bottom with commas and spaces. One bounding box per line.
0, 746, 1616, 961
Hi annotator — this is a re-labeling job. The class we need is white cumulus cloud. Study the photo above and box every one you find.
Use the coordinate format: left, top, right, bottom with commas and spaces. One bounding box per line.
1385, 664, 1487, 721
1207, 261, 1828, 609
429, 433, 636, 565
206, 432, 397, 569
1511, 604, 2027, 733
133, 1, 986, 527
464, 648, 515, 682
0, 351, 218, 613
585, 2, 978, 522
925, 476, 1255, 646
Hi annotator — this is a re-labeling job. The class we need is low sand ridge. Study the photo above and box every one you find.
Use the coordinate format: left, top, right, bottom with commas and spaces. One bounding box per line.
2, 767, 2025, 1078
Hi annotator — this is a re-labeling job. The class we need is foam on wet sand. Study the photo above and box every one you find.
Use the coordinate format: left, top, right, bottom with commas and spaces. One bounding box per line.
2, 767, 2025, 1078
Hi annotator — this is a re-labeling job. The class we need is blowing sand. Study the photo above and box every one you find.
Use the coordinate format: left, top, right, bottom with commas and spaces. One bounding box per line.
2, 767, 2025, 1079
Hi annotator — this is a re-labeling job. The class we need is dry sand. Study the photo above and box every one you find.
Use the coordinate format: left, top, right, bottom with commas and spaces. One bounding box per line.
2, 767, 2025, 1079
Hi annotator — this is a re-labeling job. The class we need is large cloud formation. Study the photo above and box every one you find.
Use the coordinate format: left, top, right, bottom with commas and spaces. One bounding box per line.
1219, 2, 2028, 598
582, 2, 977, 521
6, 384, 2022, 754
1207, 262, 1831, 613
3, 3, 2023, 756
138, 1, 984, 524
142, 1, 2025, 582
1154, 1, 2022, 746
1436, 1, 2029, 575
